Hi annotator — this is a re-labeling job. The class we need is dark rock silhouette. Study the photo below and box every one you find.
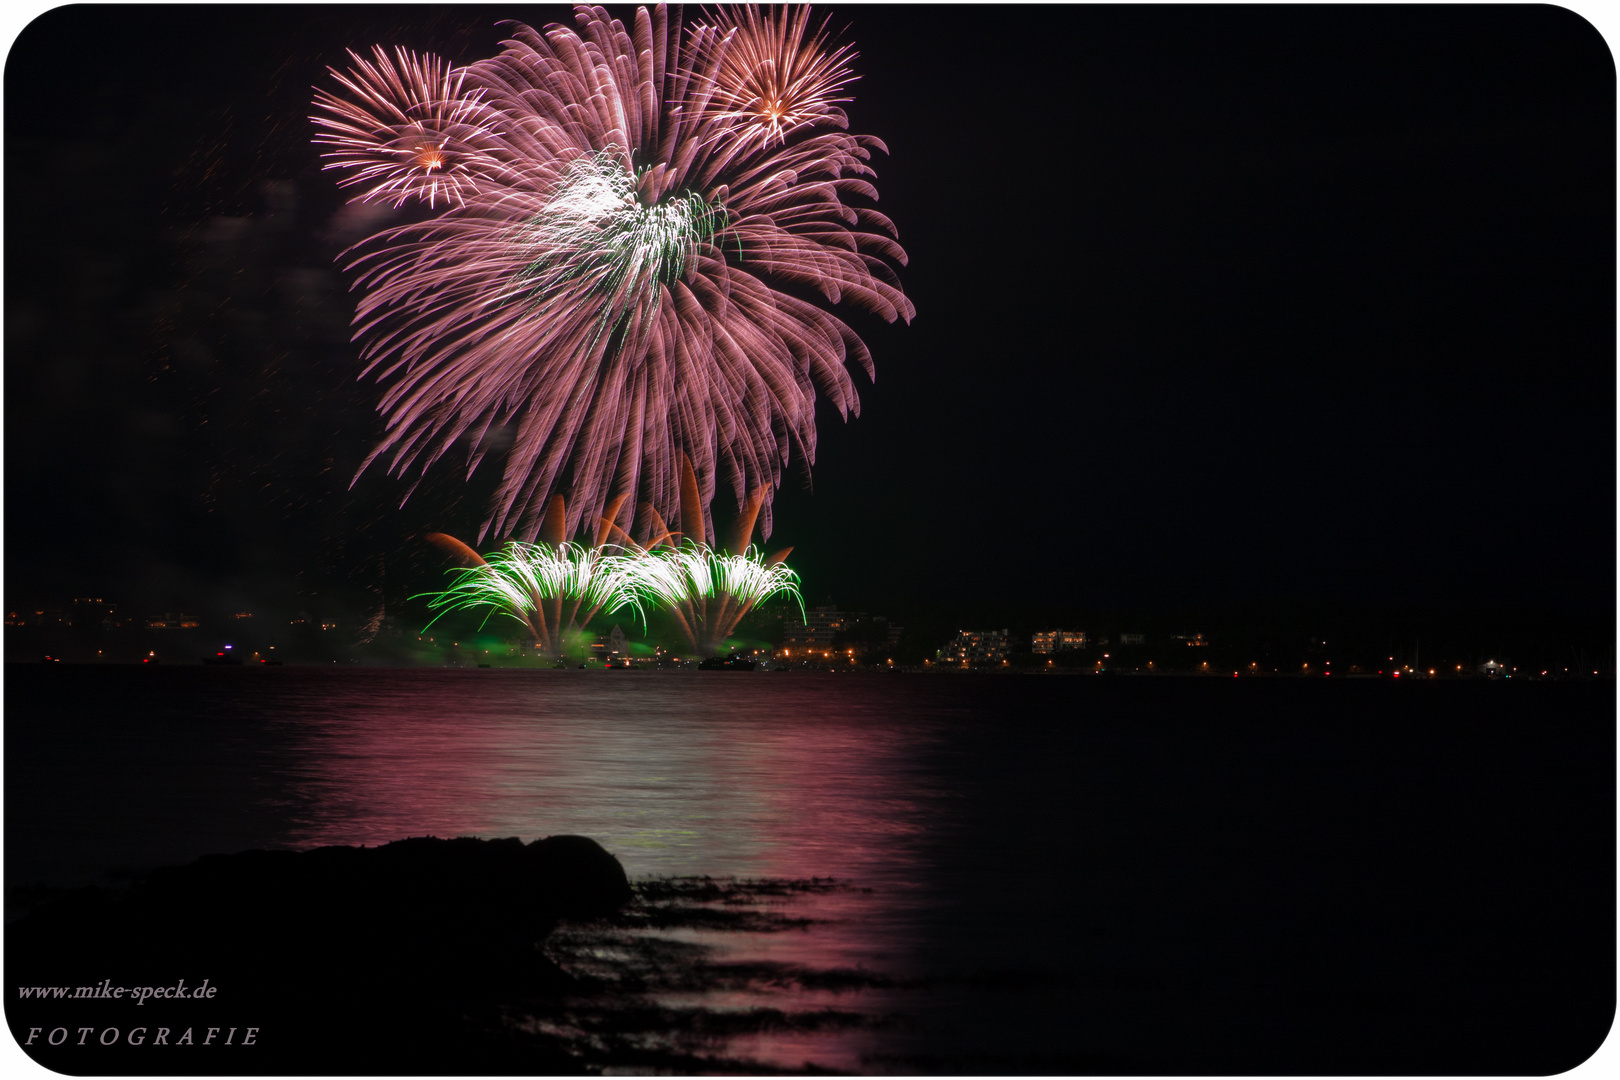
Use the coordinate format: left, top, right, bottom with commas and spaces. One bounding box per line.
7, 835, 631, 1074
525, 833, 635, 917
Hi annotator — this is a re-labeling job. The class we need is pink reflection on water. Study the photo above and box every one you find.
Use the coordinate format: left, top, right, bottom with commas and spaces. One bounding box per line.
271, 670, 942, 1070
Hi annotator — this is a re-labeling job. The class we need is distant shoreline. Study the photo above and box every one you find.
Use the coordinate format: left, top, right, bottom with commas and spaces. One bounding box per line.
9, 660, 1606, 681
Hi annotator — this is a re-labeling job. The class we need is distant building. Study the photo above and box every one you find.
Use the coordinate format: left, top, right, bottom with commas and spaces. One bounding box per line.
1119, 633, 1145, 646
590, 624, 630, 658
1171, 633, 1209, 647
1032, 630, 1087, 654
146, 613, 201, 630
782, 605, 851, 648
940, 629, 1011, 666
72, 598, 117, 628
776, 607, 903, 663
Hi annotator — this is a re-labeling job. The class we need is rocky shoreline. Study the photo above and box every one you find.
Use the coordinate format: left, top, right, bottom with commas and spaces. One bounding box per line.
7, 835, 634, 1074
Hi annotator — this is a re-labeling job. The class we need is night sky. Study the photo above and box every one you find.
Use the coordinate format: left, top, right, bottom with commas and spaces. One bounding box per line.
4, 5, 1614, 655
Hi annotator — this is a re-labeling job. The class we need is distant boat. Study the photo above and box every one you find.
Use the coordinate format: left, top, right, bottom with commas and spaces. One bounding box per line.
202, 652, 242, 666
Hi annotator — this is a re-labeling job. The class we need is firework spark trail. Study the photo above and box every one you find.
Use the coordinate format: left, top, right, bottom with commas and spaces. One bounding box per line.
621, 542, 803, 656
313, 4, 911, 546
416, 539, 644, 658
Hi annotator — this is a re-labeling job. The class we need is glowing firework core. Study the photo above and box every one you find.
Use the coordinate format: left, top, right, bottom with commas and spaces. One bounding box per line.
517, 151, 724, 311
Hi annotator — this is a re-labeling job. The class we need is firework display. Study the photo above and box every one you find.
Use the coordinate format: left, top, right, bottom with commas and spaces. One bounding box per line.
417, 536, 642, 658
420, 530, 800, 659
419, 456, 799, 657
606, 453, 801, 656
314, 4, 911, 546
311, 47, 503, 209
420, 536, 800, 659
624, 542, 803, 656
417, 492, 644, 657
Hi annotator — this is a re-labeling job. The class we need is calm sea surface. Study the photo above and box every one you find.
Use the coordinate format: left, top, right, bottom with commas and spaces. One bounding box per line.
5, 667, 1613, 1072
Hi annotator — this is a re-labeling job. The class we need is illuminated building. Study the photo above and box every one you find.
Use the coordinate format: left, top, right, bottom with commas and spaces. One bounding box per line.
1031, 630, 1087, 654
146, 613, 201, 630
589, 624, 629, 658
779, 608, 902, 663
782, 606, 850, 648
940, 629, 1010, 666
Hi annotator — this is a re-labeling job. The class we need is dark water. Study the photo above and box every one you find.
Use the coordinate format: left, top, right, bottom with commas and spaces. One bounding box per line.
5, 667, 1613, 1072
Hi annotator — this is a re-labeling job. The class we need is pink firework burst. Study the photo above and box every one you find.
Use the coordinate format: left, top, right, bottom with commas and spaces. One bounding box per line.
312, 46, 505, 208
312, 4, 912, 544
700, 4, 859, 150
